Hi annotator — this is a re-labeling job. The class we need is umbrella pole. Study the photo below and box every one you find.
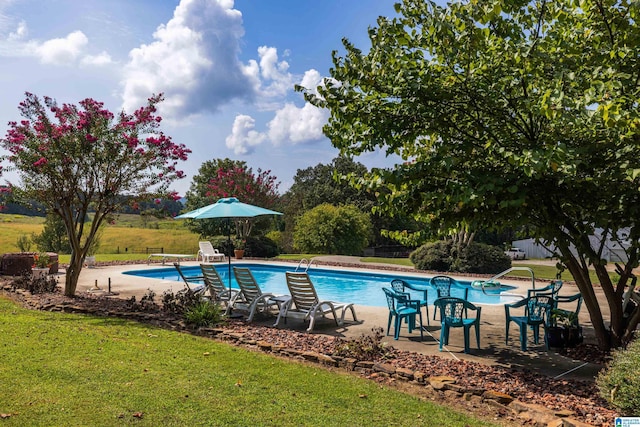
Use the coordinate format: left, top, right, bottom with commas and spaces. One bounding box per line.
227, 218, 232, 289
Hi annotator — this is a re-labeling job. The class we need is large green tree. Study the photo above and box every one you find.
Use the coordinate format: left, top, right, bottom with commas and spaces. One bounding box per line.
301, 0, 640, 350
282, 156, 419, 251
1, 93, 189, 296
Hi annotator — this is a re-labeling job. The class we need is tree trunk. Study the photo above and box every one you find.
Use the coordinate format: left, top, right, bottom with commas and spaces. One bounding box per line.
563, 254, 611, 350
64, 253, 83, 297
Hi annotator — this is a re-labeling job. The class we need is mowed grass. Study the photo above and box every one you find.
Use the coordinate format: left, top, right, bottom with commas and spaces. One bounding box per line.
0, 297, 497, 427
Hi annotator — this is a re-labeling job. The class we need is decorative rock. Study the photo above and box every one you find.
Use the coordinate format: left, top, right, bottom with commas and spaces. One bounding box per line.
482, 390, 514, 405
554, 409, 575, 418
484, 398, 512, 412
373, 363, 396, 375
355, 361, 374, 369
302, 351, 320, 362
443, 383, 466, 393
395, 367, 414, 380
413, 371, 426, 383
317, 354, 337, 367
256, 341, 273, 351
428, 375, 456, 390
340, 357, 357, 370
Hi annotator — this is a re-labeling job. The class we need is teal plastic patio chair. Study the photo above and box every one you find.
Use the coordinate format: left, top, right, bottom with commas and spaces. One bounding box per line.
553, 293, 583, 321
383, 287, 424, 340
430, 275, 468, 320
391, 279, 429, 326
505, 294, 553, 350
433, 297, 481, 354
528, 280, 563, 299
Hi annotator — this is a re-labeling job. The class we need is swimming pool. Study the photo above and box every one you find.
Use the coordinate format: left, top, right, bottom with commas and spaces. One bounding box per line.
124, 263, 521, 307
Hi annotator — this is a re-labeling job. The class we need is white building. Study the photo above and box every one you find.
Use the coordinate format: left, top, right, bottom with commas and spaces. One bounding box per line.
512, 228, 631, 262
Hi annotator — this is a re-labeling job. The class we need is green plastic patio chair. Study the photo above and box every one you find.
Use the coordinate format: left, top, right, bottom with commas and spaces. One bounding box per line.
430, 275, 468, 320
433, 297, 481, 354
505, 294, 553, 351
528, 279, 563, 299
391, 279, 429, 326
383, 287, 424, 340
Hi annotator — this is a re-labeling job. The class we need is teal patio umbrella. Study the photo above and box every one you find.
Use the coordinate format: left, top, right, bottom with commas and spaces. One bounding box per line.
175, 197, 283, 286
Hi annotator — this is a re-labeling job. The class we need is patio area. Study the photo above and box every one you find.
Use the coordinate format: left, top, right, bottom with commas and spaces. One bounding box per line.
70, 256, 607, 381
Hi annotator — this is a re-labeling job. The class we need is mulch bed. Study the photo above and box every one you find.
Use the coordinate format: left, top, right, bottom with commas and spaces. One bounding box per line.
2, 280, 618, 427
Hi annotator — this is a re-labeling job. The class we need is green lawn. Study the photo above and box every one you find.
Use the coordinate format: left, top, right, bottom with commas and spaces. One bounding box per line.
0, 296, 497, 426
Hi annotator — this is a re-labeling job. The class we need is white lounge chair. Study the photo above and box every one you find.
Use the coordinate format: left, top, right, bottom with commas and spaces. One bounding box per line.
200, 263, 239, 311
197, 241, 225, 262
231, 267, 287, 322
275, 272, 358, 332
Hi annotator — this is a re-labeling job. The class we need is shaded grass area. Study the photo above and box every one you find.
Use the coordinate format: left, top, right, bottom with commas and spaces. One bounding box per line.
0, 296, 497, 427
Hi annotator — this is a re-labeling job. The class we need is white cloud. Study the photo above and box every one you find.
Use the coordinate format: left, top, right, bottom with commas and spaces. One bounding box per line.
267, 102, 328, 145
226, 114, 266, 154
34, 30, 88, 65
81, 51, 112, 66
255, 45, 293, 99
7, 19, 26, 40
299, 69, 324, 97
121, 0, 253, 119
0, 18, 110, 67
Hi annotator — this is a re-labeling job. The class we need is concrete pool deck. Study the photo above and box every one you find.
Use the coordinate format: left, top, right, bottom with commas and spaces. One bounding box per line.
69, 256, 607, 381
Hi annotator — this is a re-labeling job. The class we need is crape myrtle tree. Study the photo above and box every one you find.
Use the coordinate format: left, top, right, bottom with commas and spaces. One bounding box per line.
1, 93, 190, 296
300, 0, 640, 350
184, 158, 280, 241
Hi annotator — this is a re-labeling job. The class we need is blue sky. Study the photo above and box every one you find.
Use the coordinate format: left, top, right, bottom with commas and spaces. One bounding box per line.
0, 0, 407, 196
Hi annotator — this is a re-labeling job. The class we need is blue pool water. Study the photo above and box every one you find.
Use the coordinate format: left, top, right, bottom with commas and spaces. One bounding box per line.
123, 263, 520, 308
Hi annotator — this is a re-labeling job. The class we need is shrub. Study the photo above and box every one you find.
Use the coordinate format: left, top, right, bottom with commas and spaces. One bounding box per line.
31, 214, 71, 253
452, 243, 512, 274
11, 274, 58, 294
160, 289, 202, 315
244, 235, 279, 258
294, 203, 372, 255
184, 300, 223, 327
16, 235, 32, 252
265, 230, 283, 251
334, 327, 390, 361
597, 338, 640, 415
126, 289, 160, 312
410, 240, 511, 274
410, 240, 453, 271
207, 235, 232, 258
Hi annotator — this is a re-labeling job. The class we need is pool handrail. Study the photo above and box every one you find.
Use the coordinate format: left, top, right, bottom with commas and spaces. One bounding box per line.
295, 257, 318, 272
478, 267, 535, 298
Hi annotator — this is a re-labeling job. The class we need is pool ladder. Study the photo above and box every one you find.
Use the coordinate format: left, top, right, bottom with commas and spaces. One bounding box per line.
295, 257, 318, 272
477, 266, 535, 298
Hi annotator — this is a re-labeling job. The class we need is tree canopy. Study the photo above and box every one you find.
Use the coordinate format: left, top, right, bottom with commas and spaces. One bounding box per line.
1, 93, 189, 296
301, 0, 640, 349
183, 158, 280, 240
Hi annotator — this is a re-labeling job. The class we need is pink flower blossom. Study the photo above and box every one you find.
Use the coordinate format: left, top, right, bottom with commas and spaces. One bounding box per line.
33, 157, 48, 167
